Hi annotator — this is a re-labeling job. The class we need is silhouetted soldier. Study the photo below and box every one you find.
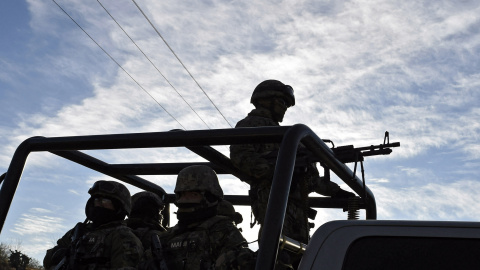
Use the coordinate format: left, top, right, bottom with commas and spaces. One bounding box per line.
43, 180, 143, 270
230, 79, 354, 268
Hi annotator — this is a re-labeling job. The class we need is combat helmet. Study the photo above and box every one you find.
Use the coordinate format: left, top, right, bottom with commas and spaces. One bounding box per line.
131, 191, 164, 210
217, 200, 243, 225
175, 165, 224, 201
88, 180, 132, 215
130, 191, 165, 230
251, 79, 295, 107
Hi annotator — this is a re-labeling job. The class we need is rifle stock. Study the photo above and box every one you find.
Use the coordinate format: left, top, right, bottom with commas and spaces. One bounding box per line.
53, 222, 86, 270
151, 234, 169, 270
53, 256, 67, 270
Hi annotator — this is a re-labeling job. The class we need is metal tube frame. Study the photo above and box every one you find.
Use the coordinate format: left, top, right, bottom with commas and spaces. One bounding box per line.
0, 125, 376, 270
254, 124, 376, 270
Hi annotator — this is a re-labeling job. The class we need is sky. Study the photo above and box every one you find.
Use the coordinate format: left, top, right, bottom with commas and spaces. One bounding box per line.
1, 0, 480, 263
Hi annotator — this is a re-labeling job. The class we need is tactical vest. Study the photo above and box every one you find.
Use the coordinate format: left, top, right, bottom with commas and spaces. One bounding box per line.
133, 227, 152, 247
161, 216, 230, 270
70, 225, 130, 270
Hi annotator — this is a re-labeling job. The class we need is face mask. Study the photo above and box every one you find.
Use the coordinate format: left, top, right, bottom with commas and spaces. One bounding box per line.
176, 205, 217, 226
269, 99, 287, 123
175, 202, 203, 212
273, 110, 286, 122
87, 206, 118, 226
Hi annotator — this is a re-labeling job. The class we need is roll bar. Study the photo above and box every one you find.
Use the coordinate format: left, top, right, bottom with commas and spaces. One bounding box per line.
0, 124, 376, 270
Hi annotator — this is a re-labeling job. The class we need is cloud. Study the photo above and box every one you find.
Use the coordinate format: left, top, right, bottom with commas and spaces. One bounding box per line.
373, 180, 480, 221
11, 208, 68, 236
68, 189, 82, 196
3, 0, 478, 166
2, 0, 480, 262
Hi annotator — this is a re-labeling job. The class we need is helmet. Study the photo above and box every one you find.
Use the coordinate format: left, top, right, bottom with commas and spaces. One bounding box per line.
131, 191, 164, 210
174, 165, 224, 200
251, 80, 295, 107
88, 180, 132, 215
217, 200, 243, 225
130, 191, 165, 227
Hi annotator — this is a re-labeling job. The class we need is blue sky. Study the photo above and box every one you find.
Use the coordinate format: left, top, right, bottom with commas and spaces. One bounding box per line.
1, 0, 480, 262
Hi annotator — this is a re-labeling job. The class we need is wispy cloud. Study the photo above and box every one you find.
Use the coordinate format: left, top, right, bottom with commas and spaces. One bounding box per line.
1, 0, 479, 262
374, 180, 480, 220
11, 208, 68, 236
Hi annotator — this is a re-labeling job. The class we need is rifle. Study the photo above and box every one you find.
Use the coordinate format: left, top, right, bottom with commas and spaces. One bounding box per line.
54, 222, 86, 270
298, 131, 400, 165
54, 257, 67, 270
295, 131, 399, 200
151, 234, 170, 270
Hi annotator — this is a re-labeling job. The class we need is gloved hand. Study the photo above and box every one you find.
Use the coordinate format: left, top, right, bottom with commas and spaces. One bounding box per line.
50, 247, 68, 265
252, 162, 274, 179
332, 189, 355, 198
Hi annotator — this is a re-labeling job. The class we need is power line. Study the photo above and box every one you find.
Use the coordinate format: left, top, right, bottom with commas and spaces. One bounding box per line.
51, 0, 186, 130
131, 0, 233, 128
97, 0, 212, 130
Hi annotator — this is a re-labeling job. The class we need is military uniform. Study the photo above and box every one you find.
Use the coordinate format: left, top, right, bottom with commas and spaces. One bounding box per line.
127, 191, 167, 258
44, 180, 144, 270
127, 218, 166, 260
154, 215, 253, 270
230, 80, 353, 269
44, 221, 143, 270
217, 200, 243, 229
141, 165, 255, 270
230, 107, 338, 243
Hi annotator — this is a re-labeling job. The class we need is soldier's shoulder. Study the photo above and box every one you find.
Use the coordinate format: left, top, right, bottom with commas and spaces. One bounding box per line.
156, 226, 177, 240
103, 223, 141, 242
236, 116, 275, 128
203, 216, 242, 234
236, 109, 277, 128
200, 215, 231, 226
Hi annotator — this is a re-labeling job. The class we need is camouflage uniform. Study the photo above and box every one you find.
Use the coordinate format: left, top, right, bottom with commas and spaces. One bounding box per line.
154, 215, 254, 270
230, 107, 328, 244
217, 200, 243, 229
230, 80, 348, 245
127, 191, 167, 258
43, 180, 144, 270
141, 165, 255, 270
44, 221, 144, 270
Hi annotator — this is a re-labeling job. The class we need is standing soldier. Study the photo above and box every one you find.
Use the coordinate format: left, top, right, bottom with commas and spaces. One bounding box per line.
143, 165, 255, 270
43, 180, 144, 270
230, 79, 354, 267
127, 191, 167, 255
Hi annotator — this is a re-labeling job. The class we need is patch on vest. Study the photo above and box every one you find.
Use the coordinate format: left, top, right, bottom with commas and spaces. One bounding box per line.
170, 239, 198, 250
88, 236, 96, 244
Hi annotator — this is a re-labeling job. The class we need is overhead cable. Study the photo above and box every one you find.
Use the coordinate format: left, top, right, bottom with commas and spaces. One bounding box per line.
131, 0, 233, 128
51, 0, 186, 130
97, 0, 212, 130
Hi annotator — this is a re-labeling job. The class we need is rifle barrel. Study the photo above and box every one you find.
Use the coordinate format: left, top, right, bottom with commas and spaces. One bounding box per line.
353, 142, 400, 152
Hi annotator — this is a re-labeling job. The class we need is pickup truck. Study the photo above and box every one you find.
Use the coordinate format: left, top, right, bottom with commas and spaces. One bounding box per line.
298, 220, 480, 270
1, 124, 478, 269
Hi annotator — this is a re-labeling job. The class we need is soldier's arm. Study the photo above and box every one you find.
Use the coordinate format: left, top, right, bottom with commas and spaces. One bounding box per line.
312, 175, 340, 196
230, 143, 274, 180
211, 220, 256, 270
230, 117, 279, 180
43, 228, 74, 269
312, 175, 355, 198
